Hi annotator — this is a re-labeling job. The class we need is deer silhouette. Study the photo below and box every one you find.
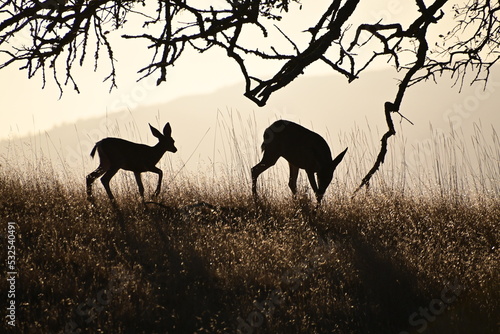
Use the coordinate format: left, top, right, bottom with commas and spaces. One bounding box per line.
86, 123, 177, 202
251, 120, 347, 204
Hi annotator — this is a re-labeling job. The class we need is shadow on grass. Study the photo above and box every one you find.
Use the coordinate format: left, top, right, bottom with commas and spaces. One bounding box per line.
5, 186, 497, 334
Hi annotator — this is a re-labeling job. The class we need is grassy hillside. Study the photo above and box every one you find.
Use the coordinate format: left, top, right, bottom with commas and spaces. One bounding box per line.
0, 165, 498, 333
1, 118, 499, 333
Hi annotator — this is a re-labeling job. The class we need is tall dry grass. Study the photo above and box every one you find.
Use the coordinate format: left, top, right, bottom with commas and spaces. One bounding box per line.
0, 114, 498, 333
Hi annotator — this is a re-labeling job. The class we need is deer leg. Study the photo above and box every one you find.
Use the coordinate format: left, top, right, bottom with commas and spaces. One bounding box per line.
134, 172, 145, 199
251, 152, 278, 197
100, 168, 119, 200
86, 167, 106, 201
307, 171, 324, 204
288, 163, 299, 195
251, 163, 266, 196
151, 167, 163, 197
307, 170, 320, 194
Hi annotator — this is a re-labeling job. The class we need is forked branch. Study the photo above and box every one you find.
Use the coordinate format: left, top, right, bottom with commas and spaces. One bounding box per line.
2, 0, 500, 192
354, 1, 441, 193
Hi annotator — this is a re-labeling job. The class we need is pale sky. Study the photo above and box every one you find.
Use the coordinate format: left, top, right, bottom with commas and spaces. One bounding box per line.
0, 1, 423, 139
2, 1, 498, 195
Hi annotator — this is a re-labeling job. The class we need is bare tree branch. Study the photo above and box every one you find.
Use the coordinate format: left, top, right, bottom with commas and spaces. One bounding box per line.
2, 0, 500, 191
354, 0, 447, 193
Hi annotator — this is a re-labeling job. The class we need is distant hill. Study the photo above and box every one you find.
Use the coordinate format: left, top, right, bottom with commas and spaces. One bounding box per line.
1, 68, 498, 184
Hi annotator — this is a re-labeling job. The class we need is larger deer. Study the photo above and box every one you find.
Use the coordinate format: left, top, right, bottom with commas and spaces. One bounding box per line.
86, 123, 177, 201
251, 120, 347, 204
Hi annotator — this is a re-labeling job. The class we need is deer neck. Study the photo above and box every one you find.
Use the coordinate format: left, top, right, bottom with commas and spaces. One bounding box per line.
150, 142, 168, 163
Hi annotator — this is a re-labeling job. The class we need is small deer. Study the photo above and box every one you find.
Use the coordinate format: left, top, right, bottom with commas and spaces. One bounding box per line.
86, 123, 177, 201
251, 120, 347, 204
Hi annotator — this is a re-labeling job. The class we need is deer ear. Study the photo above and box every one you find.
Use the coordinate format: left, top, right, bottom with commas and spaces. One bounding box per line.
163, 122, 172, 137
332, 147, 348, 168
149, 124, 163, 139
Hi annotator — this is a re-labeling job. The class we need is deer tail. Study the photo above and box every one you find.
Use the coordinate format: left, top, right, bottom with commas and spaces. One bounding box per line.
90, 144, 98, 158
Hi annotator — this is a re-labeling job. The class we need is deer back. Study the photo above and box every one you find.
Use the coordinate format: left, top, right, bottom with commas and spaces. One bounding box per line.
94, 122, 176, 173
262, 120, 333, 172
96, 138, 162, 172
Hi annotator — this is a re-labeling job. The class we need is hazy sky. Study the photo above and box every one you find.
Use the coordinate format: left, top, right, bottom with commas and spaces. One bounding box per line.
2, 1, 498, 195
0, 1, 427, 139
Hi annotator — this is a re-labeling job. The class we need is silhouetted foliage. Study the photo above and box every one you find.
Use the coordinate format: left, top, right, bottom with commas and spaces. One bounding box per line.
2, 0, 499, 189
